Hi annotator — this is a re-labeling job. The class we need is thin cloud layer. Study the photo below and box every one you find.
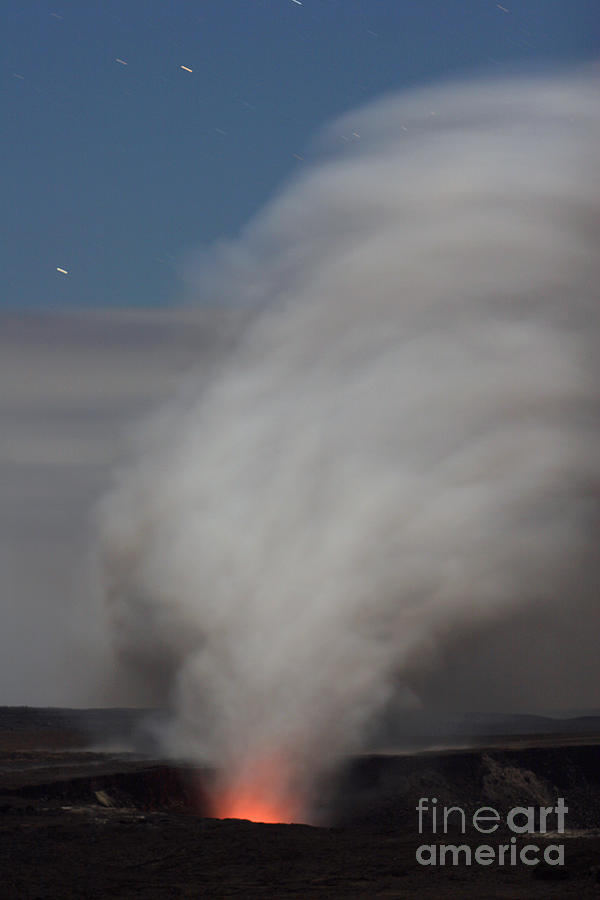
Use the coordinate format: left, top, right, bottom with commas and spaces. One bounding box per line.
0, 309, 239, 705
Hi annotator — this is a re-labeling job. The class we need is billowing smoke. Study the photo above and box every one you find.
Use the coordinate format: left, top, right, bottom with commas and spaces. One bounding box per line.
97, 71, 600, 822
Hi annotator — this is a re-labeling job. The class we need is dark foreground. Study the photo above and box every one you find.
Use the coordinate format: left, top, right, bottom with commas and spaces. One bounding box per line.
1, 708, 600, 899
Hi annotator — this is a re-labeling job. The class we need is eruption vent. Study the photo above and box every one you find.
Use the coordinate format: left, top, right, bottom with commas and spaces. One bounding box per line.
208, 754, 301, 824
98, 71, 600, 823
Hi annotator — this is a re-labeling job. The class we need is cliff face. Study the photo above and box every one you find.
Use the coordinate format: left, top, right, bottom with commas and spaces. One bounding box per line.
328, 744, 600, 831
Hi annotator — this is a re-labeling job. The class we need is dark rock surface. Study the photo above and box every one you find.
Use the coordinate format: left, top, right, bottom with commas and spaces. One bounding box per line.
1, 708, 599, 898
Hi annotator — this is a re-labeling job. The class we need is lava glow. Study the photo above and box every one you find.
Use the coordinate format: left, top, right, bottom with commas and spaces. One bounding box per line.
208, 754, 304, 824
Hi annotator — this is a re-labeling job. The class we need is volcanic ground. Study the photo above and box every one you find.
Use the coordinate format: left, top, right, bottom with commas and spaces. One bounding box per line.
1, 707, 600, 898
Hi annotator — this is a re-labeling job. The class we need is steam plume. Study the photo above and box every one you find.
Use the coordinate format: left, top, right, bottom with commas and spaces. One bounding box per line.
97, 72, 600, 821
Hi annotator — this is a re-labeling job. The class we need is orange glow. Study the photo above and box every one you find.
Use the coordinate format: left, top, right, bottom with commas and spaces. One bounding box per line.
208, 754, 304, 824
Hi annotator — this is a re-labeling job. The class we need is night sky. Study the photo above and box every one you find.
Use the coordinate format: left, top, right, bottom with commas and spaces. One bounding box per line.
1, 2, 599, 709
3, 0, 598, 309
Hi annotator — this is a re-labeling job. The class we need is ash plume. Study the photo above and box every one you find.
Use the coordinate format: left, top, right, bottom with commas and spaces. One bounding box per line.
97, 71, 600, 819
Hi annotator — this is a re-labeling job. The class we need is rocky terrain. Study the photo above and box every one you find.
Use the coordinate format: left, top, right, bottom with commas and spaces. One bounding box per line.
1, 708, 599, 898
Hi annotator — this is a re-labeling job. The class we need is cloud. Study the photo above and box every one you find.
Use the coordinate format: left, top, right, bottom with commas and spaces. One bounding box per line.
96, 70, 600, 818
0, 308, 241, 705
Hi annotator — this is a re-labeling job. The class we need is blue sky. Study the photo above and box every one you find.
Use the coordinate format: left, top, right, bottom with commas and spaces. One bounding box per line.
3, 0, 599, 309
